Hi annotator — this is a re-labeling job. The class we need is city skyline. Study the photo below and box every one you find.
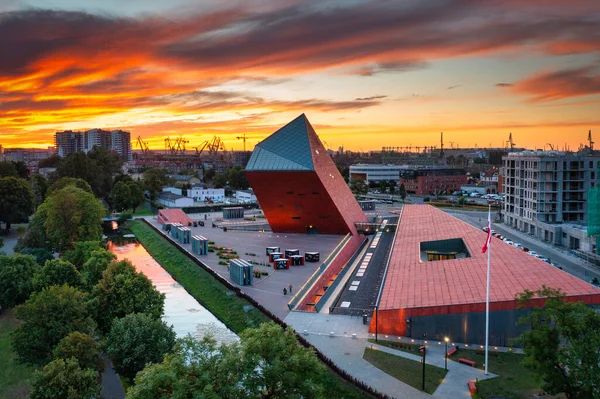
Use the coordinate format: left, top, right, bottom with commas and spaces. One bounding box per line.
1, 0, 600, 151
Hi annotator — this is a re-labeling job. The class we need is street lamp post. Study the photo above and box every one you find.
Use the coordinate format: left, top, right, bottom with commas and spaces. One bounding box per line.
419, 346, 426, 391
444, 337, 449, 371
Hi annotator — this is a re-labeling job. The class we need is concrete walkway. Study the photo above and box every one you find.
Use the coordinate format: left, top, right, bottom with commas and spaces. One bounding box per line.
100, 353, 125, 399
284, 312, 497, 399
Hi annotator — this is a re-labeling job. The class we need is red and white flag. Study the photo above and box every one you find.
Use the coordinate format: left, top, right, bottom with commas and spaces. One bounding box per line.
482, 208, 491, 253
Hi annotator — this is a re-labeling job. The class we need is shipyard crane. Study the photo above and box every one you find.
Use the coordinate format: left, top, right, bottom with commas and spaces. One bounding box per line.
507, 132, 516, 149
136, 136, 150, 156
164, 136, 189, 155
589, 130, 594, 151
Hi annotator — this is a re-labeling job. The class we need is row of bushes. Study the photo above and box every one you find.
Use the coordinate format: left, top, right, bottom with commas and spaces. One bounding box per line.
138, 219, 391, 399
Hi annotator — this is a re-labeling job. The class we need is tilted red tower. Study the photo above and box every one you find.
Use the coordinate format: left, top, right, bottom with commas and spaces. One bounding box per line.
245, 114, 367, 234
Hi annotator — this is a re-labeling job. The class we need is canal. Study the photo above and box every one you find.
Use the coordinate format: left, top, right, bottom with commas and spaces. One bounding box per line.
108, 241, 238, 344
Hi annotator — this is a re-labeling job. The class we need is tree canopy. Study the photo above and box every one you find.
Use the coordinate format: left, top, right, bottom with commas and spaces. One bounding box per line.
0, 254, 39, 308
31, 174, 49, 209
30, 357, 101, 399
92, 259, 165, 333
47, 177, 93, 196
141, 168, 169, 200
81, 249, 116, 290
105, 313, 176, 379
32, 259, 83, 291
12, 285, 95, 364
53, 331, 104, 373
110, 181, 131, 212
0, 161, 18, 178
39, 186, 105, 251
127, 181, 145, 213
63, 241, 102, 270
349, 178, 368, 195
515, 286, 600, 399
0, 176, 34, 232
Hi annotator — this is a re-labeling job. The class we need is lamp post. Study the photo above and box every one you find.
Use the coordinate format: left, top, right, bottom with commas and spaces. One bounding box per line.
419, 345, 426, 391
444, 337, 449, 371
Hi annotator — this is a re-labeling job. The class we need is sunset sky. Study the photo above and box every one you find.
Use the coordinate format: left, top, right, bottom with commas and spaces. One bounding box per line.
1, 0, 599, 151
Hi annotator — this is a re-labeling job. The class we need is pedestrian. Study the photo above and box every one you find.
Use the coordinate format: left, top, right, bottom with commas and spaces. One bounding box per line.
283, 287, 287, 296
289, 284, 293, 294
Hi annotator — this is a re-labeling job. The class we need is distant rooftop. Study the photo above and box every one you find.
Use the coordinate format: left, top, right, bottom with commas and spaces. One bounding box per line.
158, 191, 187, 200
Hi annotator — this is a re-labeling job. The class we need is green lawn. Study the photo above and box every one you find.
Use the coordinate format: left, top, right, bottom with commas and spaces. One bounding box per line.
363, 347, 447, 395
131, 201, 154, 217
129, 220, 373, 398
453, 348, 544, 399
367, 338, 422, 355
0, 310, 36, 399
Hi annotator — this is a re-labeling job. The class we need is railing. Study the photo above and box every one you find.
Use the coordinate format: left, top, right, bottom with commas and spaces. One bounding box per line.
287, 234, 352, 310
314, 236, 368, 312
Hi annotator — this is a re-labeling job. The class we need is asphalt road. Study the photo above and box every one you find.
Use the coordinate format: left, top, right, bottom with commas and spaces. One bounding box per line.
445, 209, 600, 284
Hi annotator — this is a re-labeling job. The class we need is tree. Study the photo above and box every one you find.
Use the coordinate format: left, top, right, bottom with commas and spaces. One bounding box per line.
81, 249, 116, 290
515, 286, 600, 399
53, 332, 104, 373
31, 173, 49, 209
0, 177, 34, 233
399, 183, 407, 202
40, 186, 105, 251
127, 336, 251, 399
87, 146, 124, 199
239, 323, 326, 398
56, 152, 97, 189
12, 161, 30, 179
379, 180, 388, 194
14, 211, 50, 252
22, 247, 55, 265
114, 173, 133, 185
203, 167, 216, 183
141, 168, 168, 200
32, 259, 83, 291
105, 313, 176, 379
63, 241, 102, 270
349, 178, 368, 195
38, 154, 61, 168
0, 161, 18, 178
127, 181, 145, 213
110, 181, 131, 212
212, 173, 228, 189
226, 166, 250, 190
47, 177, 93, 196
92, 259, 165, 333
0, 254, 39, 308
12, 285, 95, 364
30, 357, 101, 399
388, 180, 397, 195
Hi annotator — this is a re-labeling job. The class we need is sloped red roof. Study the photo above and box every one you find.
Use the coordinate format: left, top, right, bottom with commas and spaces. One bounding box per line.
157, 209, 193, 226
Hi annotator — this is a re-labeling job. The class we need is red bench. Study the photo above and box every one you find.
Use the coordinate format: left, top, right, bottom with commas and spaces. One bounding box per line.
446, 348, 458, 357
468, 380, 477, 393
458, 358, 476, 367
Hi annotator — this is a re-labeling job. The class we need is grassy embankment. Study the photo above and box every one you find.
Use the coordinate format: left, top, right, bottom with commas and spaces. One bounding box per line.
455, 349, 543, 399
363, 347, 447, 395
0, 310, 36, 399
129, 220, 375, 398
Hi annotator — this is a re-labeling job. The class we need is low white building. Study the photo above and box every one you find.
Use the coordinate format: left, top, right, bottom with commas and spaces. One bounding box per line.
158, 191, 194, 208
162, 186, 183, 196
349, 164, 406, 184
235, 189, 257, 203
187, 186, 225, 203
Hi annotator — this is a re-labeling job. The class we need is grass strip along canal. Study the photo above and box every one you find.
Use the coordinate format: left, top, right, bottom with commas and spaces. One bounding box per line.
128, 220, 381, 399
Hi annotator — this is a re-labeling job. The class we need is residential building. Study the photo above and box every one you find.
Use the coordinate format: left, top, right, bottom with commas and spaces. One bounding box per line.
111, 130, 133, 161
349, 164, 405, 184
188, 186, 225, 202
55, 130, 83, 156
157, 191, 194, 208
54, 129, 132, 160
399, 167, 467, 195
235, 189, 257, 203
501, 150, 599, 251
167, 174, 202, 186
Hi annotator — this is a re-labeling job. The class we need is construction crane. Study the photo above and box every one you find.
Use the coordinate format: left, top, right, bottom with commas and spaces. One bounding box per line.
589, 130, 594, 151
164, 136, 189, 155
440, 132, 444, 158
236, 133, 247, 151
136, 136, 149, 156
507, 132, 516, 149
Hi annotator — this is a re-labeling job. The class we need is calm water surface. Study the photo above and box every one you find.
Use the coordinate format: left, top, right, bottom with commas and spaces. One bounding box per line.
108, 242, 238, 344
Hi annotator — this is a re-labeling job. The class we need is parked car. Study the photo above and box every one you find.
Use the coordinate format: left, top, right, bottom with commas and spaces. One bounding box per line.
521, 247, 529, 252
504, 239, 514, 245
590, 277, 600, 287
528, 250, 538, 257
513, 243, 522, 249
538, 257, 551, 264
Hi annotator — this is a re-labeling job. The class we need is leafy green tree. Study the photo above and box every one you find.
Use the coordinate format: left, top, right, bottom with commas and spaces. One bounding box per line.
0, 161, 18, 178
225, 165, 249, 190
30, 357, 101, 399
14, 211, 50, 252
92, 259, 165, 333
239, 323, 326, 398
203, 167, 216, 183
127, 181, 145, 213
12, 161, 30, 179
515, 286, 600, 399
105, 313, 176, 379
212, 173, 227, 189
63, 241, 102, 269
87, 146, 124, 199
349, 178, 368, 195
399, 183, 407, 201
40, 186, 105, 251
47, 177, 93, 196
56, 152, 97, 190
38, 154, 61, 168
31, 173, 49, 209
389, 180, 397, 195
127, 336, 250, 399
53, 332, 104, 373
0, 254, 39, 308
32, 259, 83, 291
141, 168, 168, 200
12, 285, 95, 364
379, 180, 388, 194
81, 249, 116, 290
114, 173, 133, 185
110, 181, 131, 212
0, 176, 34, 233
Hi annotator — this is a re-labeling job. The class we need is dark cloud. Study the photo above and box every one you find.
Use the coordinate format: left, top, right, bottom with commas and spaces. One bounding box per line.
513, 67, 600, 101
495, 83, 514, 87
348, 61, 428, 77
446, 85, 461, 90
355, 95, 388, 101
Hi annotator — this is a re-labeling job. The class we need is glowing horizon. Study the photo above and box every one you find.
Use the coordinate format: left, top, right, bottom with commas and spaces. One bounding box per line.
1, 1, 599, 152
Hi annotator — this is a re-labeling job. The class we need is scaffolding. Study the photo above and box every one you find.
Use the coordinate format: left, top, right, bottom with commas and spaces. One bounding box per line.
588, 164, 600, 254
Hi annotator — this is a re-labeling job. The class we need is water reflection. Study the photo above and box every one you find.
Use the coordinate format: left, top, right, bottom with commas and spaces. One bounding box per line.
108, 241, 238, 344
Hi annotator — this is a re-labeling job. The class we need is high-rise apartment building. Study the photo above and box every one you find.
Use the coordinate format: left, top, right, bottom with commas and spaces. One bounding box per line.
501, 151, 599, 252
54, 129, 132, 160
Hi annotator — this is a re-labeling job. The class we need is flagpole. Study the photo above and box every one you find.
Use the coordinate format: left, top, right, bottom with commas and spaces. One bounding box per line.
485, 203, 491, 375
